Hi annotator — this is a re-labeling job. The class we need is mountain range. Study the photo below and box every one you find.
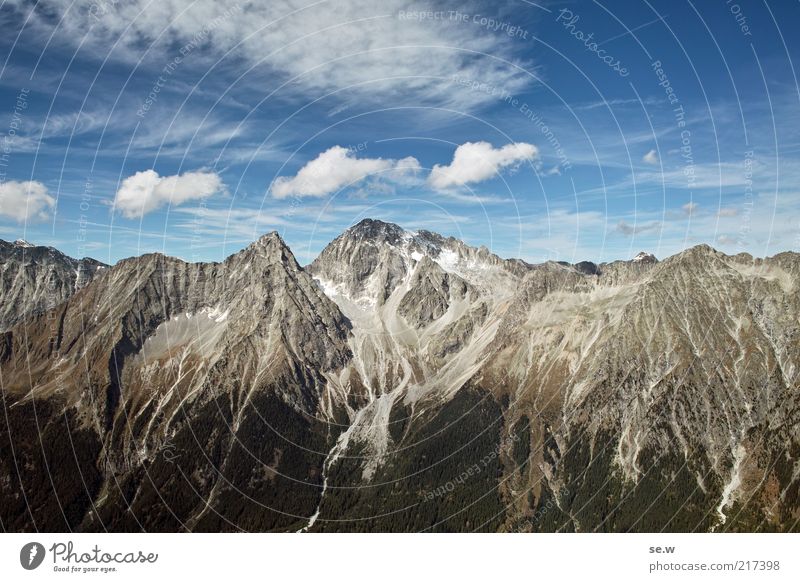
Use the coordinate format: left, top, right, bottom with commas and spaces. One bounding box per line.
0, 219, 798, 532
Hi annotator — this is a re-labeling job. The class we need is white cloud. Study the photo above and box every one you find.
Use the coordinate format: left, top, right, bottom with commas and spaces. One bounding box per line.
637, 162, 760, 190
39, 110, 105, 139
0, 180, 55, 222
717, 234, 740, 246
18, 0, 530, 109
271, 146, 420, 199
614, 219, 662, 236
642, 149, 659, 165
428, 141, 538, 189
434, 190, 512, 205
391, 156, 423, 177
546, 166, 562, 176
114, 170, 226, 218
718, 207, 738, 217
682, 201, 698, 216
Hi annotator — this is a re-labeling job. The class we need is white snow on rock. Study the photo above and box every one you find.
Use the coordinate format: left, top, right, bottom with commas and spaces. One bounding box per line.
633, 251, 656, 262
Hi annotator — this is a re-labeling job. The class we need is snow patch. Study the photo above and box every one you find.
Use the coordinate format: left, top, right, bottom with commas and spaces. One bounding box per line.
314, 277, 341, 299
716, 442, 747, 525
434, 248, 459, 272
205, 305, 230, 323
135, 305, 230, 363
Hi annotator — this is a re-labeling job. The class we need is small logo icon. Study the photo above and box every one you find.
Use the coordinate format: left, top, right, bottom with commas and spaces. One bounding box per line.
20, 542, 45, 570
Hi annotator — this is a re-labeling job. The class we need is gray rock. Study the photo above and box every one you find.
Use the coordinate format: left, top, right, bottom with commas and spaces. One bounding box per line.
0, 239, 107, 330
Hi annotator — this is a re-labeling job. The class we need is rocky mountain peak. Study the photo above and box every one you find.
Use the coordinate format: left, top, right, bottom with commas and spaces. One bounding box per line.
345, 218, 407, 245
661, 243, 725, 268
414, 229, 448, 249
255, 230, 284, 246
574, 260, 600, 275
1, 226, 799, 533
230, 230, 300, 271
0, 238, 108, 330
632, 251, 657, 263
309, 219, 522, 308
684, 243, 717, 256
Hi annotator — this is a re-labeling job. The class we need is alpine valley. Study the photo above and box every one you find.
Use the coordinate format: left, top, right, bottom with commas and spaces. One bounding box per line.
1, 219, 798, 532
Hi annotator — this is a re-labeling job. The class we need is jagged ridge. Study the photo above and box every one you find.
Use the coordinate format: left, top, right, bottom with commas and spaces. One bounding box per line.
0, 222, 798, 532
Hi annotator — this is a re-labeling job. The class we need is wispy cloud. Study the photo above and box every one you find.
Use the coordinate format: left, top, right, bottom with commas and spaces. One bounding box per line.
681, 201, 698, 216
642, 149, 659, 165
14, 0, 533, 110
614, 219, 662, 236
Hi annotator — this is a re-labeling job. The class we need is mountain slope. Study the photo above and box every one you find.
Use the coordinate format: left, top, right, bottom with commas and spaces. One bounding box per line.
308, 221, 798, 532
0, 233, 357, 531
0, 238, 107, 330
0, 222, 798, 532
480, 245, 800, 531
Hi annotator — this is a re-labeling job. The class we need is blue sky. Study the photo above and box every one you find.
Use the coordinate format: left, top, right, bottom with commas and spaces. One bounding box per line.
0, 0, 798, 265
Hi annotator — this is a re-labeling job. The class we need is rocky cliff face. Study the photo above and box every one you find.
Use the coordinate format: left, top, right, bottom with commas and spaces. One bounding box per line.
479, 244, 800, 531
0, 239, 107, 330
0, 221, 797, 532
0, 233, 356, 532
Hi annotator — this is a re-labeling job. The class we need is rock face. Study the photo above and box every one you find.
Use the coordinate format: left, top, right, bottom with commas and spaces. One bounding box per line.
0, 239, 107, 330
0, 233, 355, 532
633, 250, 658, 264
0, 221, 798, 532
483, 244, 800, 532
